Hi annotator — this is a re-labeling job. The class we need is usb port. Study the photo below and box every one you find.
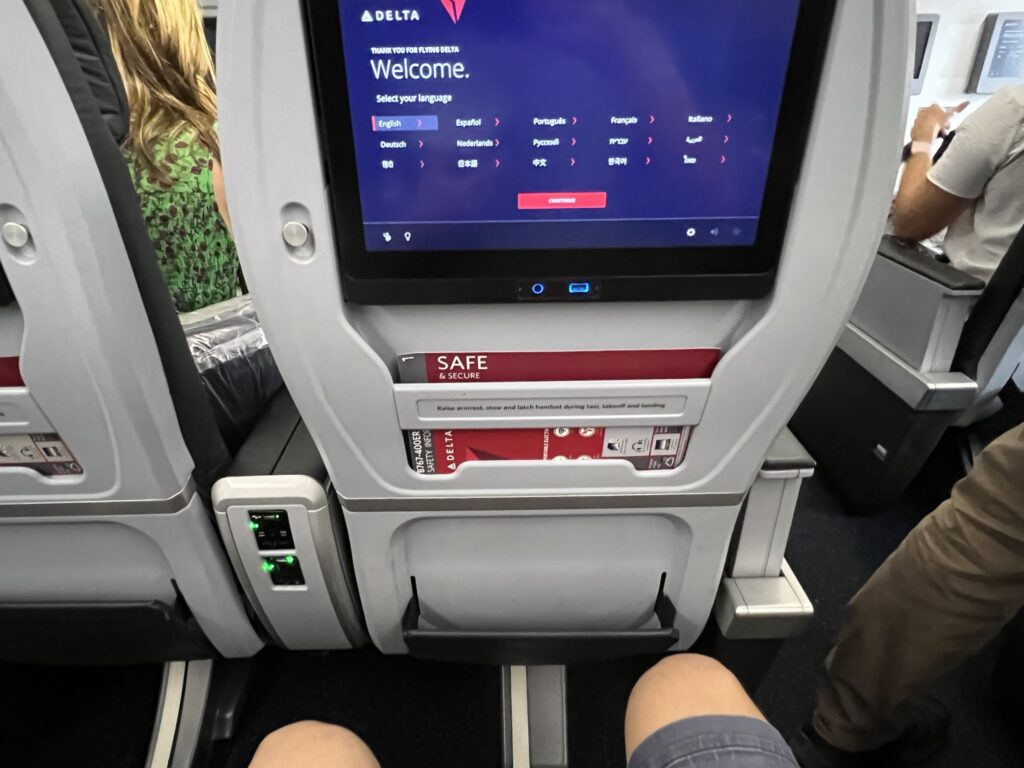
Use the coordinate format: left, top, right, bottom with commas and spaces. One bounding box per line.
568, 282, 591, 294
249, 510, 294, 551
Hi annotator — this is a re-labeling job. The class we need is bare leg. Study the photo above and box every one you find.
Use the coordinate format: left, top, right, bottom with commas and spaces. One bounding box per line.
624, 654, 765, 761
248, 721, 380, 768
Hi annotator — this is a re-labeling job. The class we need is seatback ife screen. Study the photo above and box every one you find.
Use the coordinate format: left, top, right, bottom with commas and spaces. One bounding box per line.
336, 0, 801, 253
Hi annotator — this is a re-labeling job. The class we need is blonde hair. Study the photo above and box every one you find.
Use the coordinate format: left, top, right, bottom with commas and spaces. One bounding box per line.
89, 0, 219, 181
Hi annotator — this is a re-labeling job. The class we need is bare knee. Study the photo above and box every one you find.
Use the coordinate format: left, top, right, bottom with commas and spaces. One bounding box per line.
249, 721, 379, 768
628, 655, 762, 719
625, 655, 763, 759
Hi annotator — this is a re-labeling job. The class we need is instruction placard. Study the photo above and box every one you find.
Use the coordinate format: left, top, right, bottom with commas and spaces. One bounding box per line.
407, 425, 690, 474
0, 433, 82, 476
418, 396, 687, 419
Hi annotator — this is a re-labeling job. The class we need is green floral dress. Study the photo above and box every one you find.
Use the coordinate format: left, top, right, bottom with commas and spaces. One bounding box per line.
125, 132, 241, 313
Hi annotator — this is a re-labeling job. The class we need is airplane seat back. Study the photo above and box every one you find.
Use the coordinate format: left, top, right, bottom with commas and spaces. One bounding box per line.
794, 223, 1024, 514
217, 0, 911, 661
19, 0, 234, 496
0, 0, 366, 662
952, 223, 1024, 392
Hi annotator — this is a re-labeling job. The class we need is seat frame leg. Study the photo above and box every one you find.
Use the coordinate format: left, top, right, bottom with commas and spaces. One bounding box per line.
145, 659, 214, 768
502, 665, 568, 768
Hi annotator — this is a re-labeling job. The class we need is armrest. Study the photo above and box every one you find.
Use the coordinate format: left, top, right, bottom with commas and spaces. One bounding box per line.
227, 388, 327, 481
837, 324, 977, 410
760, 427, 815, 472
852, 241, 984, 373
731, 428, 813, 580
714, 560, 813, 640
878, 236, 985, 292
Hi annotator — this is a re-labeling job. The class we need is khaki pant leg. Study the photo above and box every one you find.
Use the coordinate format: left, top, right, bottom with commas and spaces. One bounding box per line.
813, 423, 1024, 752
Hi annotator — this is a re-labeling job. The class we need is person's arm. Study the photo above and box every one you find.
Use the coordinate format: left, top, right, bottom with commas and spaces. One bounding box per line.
213, 158, 233, 234
891, 102, 971, 241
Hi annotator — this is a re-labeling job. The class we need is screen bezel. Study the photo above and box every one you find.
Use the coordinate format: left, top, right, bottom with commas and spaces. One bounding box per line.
968, 12, 1024, 95
912, 15, 940, 95
304, 0, 838, 304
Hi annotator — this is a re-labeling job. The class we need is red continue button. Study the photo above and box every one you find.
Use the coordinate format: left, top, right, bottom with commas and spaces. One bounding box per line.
518, 191, 607, 210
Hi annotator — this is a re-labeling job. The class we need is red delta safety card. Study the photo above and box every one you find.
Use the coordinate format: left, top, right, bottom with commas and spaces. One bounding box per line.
397, 348, 721, 383
399, 349, 716, 474
407, 426, 691, 475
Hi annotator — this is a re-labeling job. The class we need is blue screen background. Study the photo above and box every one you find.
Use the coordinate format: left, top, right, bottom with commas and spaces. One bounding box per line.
338, 0, 801, 251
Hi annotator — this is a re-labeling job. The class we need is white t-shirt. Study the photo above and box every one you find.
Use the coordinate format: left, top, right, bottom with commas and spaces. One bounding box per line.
928, 85, 1024, 282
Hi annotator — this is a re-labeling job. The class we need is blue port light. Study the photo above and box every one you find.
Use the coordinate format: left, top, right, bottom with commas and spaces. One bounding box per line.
531, 282, 546, 295
568, 282, 591, 295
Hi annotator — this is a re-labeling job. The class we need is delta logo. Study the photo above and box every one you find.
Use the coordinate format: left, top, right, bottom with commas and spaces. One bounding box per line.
440, 0, 467, 23
361, 8, 421, 22
360, 1, 468, 24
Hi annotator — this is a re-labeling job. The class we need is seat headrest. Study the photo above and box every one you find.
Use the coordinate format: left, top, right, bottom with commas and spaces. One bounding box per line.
49, 0, 130, 146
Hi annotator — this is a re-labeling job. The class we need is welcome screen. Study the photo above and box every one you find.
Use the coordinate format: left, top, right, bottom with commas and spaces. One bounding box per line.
337, 0, 801, 252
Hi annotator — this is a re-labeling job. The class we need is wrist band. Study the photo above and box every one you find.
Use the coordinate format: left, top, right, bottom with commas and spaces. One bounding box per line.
910, 140, 934, 156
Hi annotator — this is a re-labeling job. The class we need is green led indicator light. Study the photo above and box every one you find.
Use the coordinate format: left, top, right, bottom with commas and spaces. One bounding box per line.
248, 521, 260, 531
285, 556, 295, 565
261, 561, 275, 573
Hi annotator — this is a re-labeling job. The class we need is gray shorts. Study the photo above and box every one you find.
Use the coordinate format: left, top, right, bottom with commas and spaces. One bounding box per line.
627, 715, 798, 768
